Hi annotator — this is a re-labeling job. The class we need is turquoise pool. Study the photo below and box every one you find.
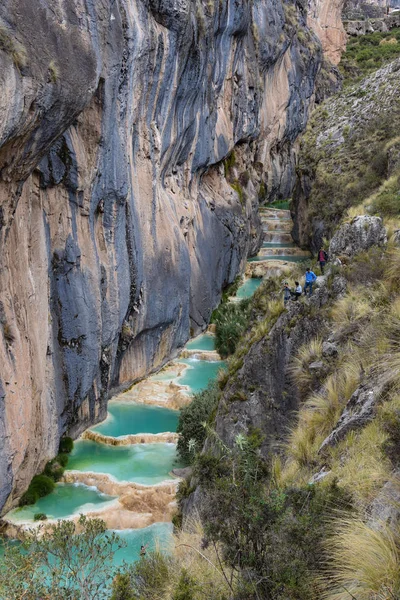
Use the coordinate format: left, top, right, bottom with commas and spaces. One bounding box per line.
248, 255, 308, 263
236, 278, 262, 299
176, 359, 226, 392
185, 334, 216, 351
7, 483, 116, 522
92, 403, 179, 438
67, 440, 183, 484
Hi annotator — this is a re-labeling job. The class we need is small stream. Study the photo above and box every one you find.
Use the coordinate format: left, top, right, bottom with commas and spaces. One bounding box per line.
3, 207, 305, 569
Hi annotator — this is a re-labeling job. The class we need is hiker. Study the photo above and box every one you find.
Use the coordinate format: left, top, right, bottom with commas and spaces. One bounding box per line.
140, 544, 148, 558
304, 268, 317, 296
283, 282, 291, 306
318, 248, 328, 274
291, 281, 302, 301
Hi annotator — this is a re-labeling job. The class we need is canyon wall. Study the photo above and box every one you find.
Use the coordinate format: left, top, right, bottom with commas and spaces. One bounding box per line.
0, 0, 321, 514
308, 0, 347, 64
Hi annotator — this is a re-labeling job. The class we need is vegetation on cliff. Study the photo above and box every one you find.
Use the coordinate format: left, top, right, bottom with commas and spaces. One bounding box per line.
294, 51, 400, 250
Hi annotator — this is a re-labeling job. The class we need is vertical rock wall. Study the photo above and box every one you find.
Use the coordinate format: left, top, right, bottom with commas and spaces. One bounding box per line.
0, 0, 321, 513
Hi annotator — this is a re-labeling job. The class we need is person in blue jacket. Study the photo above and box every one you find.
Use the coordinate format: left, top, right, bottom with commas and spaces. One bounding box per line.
304, 268, 317, 296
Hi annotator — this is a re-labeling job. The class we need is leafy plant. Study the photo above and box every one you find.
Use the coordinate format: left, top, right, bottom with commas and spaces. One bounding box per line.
0, 516, 125, 600
177, 382, 220, 463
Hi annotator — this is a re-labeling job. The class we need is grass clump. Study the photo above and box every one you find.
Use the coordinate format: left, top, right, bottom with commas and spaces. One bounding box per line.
371, 172, 400, 217
290, 337, 324, 397
323, 518, 400, 599
177, 382, 220, 463
0, 25, 27, 70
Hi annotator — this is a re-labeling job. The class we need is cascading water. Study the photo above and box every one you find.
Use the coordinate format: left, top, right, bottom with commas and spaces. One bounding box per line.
3, 207, 305, 567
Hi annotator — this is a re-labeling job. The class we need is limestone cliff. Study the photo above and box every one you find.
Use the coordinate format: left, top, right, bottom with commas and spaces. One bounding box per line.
0, 0, 322, 514
308, 0, 347, 64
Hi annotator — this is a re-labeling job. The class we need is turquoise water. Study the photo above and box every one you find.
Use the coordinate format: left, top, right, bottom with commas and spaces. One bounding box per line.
177, 359, 226, 392
0, 525, 172, 583
67, 440, 182, 484
92, 403, 179, 438
248, 255, 308, 263
262, 242, 295, 248
186, 334, 216, 351
112, 523, 173, 567
7, 483, 116, 522
236, 278, 262, 299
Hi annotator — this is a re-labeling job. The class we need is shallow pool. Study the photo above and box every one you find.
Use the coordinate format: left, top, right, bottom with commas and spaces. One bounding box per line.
92, 403, 179, 438
7, 483, 116, 523
185, 333, 216, 351
236, 278, 262, 299
176, 359, 226, 392
112, 522, 173, 567
262, 242, 295, 248
67, 440, 182, 484
248, 255, 308, 263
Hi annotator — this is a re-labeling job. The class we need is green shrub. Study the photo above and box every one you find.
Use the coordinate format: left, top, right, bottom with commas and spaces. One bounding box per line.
113, 551, 172, 599
371, 176, 400, 217
57, 453, 69, 467
19, 489, 39, 507
59, 436, 74, 453
30, 475, 55, 498
195, 430, 353, 600
340, 28, 400, 81
173, 570, 197, 600
177, 382, 220, 463
111, 573, 136, 600
33, 513, 47, 522
213, 298, 252, 357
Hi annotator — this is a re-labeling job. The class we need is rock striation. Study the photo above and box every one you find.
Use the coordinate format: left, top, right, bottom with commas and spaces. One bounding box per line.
0, 0, 322, 513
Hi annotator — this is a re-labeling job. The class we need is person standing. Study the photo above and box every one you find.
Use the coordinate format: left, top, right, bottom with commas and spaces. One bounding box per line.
318, 248, 328, 274
283, 282, 292, 306
304, 268, 317, 296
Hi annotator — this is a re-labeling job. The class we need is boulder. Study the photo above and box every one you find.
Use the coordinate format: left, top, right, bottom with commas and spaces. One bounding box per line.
319, 380, 385, 453
322, 341, 338, 358
329, 216, 387, 259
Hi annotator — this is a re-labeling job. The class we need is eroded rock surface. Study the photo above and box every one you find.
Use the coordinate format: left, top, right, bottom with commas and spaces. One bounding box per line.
329, 215, 387, 258
0, 0, 322, 513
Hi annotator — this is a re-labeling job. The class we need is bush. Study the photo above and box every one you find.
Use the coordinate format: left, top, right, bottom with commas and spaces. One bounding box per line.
177, 382, 220, 463
173, 570, 197, 600
195, 431, 352, 600
213, 299, 251, 357
57, 453, 69, 467
19, 489, 39, 507
340, 27, 400, 81
59, 436, 74, 453
30, 475, 55, 498
371, 174, 400, 217
33, 513, 47, 521
113, 551, 172, 599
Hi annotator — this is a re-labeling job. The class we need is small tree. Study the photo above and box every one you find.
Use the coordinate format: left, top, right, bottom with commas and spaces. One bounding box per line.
0, 515, 125, 600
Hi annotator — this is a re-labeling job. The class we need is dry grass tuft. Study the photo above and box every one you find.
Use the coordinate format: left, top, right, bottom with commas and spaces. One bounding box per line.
323, 518, 400, 600
289, 337, 323, 396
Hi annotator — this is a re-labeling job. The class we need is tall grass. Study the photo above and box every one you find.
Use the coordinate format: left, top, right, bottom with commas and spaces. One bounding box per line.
323, 518, 400, 600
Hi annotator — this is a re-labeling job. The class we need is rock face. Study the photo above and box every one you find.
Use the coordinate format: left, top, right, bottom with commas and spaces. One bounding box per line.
329, 216, 387, 258
0, 0, 322, 513
344, 12, 400, 36
292, 58, 400, 252
308, 0, 347, 64
214, 277, 341, 458
319, 379, 385, 452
